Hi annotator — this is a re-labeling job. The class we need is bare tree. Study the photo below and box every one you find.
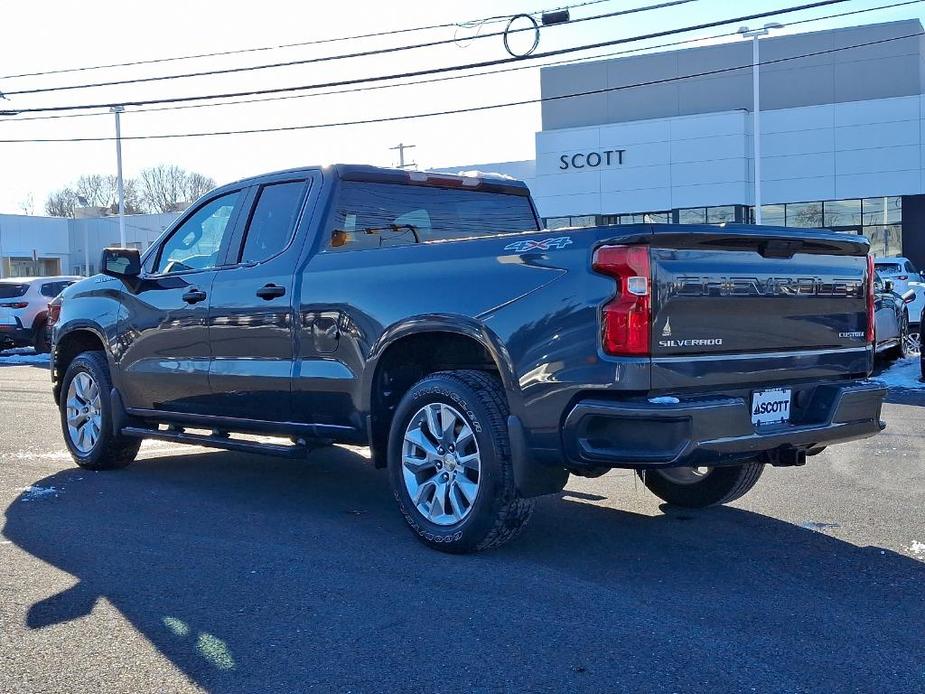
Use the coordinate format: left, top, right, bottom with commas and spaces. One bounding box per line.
183, 171, 216, 203
45, 188, 79, 217
138, 164, 214, 213
73, 174, 143, 214
18, 193, 35, 215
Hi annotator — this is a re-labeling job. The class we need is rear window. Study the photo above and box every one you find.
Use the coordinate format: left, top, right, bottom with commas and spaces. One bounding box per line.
0, 283, 28, 299
327, 181, 538, 251
875, 262, 903, 274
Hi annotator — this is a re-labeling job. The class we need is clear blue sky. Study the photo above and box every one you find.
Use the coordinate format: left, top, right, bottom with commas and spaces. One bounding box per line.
0, 0, 923, 213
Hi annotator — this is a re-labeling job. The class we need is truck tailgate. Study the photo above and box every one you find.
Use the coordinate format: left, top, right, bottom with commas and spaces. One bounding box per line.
645, 227, 871, 390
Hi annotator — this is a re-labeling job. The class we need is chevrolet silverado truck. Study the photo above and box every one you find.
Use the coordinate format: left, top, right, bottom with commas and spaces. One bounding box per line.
50, 165, 887, 553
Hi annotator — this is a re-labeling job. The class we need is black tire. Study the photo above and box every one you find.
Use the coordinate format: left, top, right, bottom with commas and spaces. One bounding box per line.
638, 462, 765, 508
33, 319, 50, 354
387, 370, 534, 553
59, 351, 140, 470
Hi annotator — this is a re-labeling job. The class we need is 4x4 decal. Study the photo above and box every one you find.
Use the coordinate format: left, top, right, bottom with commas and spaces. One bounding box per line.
503, 236, 573, 253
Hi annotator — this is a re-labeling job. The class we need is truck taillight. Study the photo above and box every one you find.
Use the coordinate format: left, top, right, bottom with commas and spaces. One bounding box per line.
47, 301, 62, 328
592, 245, 651, 356
866, 254, 875, 345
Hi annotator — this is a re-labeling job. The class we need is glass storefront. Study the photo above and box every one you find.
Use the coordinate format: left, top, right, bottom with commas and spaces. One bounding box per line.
544, 196, 904, 257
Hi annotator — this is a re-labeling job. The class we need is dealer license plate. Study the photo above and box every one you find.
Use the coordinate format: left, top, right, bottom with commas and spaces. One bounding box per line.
751, 388, 792, 427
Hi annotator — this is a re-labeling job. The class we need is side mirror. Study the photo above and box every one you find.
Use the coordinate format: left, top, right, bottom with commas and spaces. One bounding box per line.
101, 247, 141, 280
883, 279, 894, 293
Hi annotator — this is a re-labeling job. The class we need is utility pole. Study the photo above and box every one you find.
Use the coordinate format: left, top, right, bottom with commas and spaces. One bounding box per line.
390, 143, 417, 170
738, 23, 782, 226
112, 105, 126, 248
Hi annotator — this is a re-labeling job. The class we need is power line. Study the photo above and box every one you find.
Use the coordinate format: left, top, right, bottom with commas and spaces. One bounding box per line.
1, 0, 697, 97
2, 30, 918, 144
3, 0, 919, 124
0, 0, 853, 115
0, 0, 616, 82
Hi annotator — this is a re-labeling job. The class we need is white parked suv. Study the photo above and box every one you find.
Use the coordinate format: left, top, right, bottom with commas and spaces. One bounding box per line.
0, 276, 81, 353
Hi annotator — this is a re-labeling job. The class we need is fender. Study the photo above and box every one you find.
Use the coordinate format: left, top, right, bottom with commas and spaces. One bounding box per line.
361, 314, 524, 419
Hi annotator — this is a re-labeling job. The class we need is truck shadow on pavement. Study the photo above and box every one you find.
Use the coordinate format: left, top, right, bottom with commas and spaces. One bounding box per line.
4, 446, 924, 692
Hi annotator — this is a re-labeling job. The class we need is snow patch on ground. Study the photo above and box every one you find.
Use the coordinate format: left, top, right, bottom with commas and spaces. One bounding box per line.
873, 357, 924, 391
18, 485, 59, 501
909, 540, 925, 556
0, 347, 50, 365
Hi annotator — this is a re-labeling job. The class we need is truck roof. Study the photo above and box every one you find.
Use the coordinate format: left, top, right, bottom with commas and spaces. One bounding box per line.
220, 164, 531, 197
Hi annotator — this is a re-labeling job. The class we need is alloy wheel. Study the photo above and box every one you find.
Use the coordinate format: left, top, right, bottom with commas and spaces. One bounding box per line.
65, 372, 103, 454
401, 403, 481, 526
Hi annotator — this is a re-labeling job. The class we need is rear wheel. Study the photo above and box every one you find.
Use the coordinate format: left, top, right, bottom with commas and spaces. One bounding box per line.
638, 462, 765, 508
60, 351, 140, 470
33, 319, 50, 354
387, 370, 534, 553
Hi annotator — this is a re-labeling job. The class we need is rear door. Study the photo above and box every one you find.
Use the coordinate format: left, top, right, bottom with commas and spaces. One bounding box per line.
206, 176, 315, 421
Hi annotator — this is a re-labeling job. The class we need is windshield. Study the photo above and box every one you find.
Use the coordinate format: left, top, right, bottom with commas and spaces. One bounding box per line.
874, 262, 903, 274
0, 283, 29, 299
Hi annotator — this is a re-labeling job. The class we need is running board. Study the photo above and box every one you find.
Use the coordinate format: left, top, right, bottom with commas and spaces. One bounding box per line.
120, 426, 311, 459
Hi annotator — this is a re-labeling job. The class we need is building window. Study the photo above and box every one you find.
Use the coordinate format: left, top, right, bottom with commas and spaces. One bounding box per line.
786, 202, 824, 227
707, 206, 736, 224
862, 196, 902, 225
757, 204, 786, 225
677, 208, 706, 224
823, 200, 862, 227
569, 215, 596, 228
865, 224, 903, 257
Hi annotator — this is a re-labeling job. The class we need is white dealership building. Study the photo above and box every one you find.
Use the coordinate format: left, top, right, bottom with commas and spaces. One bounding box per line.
443, 19, 925, 266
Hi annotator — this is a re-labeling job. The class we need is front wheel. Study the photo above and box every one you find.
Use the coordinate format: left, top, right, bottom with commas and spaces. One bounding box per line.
59, 351, 140, 470
387, 370, 534, 553
638, 462, 765, 508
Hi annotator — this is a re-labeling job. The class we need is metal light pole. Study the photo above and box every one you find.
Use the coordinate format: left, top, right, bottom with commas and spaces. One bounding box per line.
739, 23, 782, 225
111, 105, 126, 248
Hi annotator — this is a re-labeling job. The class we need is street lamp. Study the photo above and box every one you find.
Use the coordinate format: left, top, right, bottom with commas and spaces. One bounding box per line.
111, 106, 126, 248
739, 22, 783, 225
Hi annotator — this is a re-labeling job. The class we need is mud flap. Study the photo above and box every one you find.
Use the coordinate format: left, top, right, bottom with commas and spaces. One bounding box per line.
508, 415, 569, 498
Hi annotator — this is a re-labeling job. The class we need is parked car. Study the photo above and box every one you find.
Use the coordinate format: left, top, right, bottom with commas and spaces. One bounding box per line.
0, 276, 81, 353
873, 272, 917, 360
50, 165, 887, 553
875, 256, 925, 347
0, 307, 20, 351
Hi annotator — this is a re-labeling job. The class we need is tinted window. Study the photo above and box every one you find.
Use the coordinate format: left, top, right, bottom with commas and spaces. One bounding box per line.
40, 282, 61, 298
239, 181, 306, 263
327, 182, 538, 251
0, 283, 29, 299
905, 261, 918, 273
156, 192, 241, 273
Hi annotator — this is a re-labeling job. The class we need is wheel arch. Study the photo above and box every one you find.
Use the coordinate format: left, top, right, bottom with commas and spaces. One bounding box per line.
361, 316, 522, 465
52, 323, 111, 404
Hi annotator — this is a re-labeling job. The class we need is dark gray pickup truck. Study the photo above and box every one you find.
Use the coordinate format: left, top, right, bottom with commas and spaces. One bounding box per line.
51, 165, 886, 552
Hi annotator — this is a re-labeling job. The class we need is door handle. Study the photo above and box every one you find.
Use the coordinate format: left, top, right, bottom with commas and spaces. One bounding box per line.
256, 284, 286, 300
182, 288, 207, 304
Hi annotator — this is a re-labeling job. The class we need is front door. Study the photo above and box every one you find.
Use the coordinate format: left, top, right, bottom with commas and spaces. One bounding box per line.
118, 190, 246, 414
207, 178, 314, 421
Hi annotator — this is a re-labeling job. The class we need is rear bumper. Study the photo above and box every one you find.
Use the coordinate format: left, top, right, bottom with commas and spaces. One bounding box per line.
0, 317, 30, 346
562, 380, 886, 469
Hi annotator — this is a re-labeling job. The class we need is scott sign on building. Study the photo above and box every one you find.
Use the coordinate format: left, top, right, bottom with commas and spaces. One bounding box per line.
558, 149, 626, 170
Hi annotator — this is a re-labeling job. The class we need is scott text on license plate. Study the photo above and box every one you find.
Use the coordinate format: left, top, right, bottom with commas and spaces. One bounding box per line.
751, 388, 791, 426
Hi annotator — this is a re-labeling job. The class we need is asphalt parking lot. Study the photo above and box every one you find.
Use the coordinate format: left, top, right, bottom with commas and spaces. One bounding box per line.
1, 355, 923, 693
